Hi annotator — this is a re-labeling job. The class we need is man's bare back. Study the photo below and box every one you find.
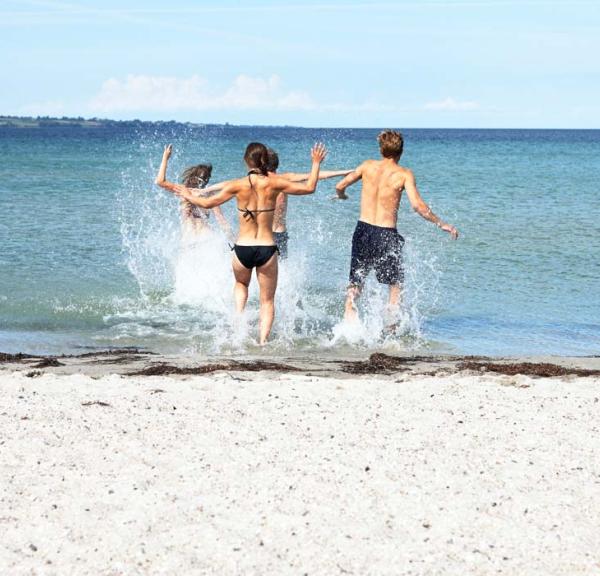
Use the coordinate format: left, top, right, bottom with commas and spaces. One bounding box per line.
337, 157, 457, 237
343, 158, 410, 228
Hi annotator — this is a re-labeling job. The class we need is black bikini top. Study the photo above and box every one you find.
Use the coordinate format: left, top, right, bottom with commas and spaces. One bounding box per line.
238, 170, 275, 221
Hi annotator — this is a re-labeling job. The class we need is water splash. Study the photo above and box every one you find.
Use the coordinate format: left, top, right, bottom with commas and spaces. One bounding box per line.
112, 131, 440, 354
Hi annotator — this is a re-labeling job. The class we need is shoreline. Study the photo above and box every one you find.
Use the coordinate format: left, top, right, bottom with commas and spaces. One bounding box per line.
2, 349, 600, 379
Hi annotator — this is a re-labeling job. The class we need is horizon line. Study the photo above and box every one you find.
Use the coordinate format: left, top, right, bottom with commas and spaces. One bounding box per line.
1, 114, 599, 131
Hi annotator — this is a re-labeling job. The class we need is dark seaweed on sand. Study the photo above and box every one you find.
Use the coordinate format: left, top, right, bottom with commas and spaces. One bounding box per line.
32, 358, 64, 368
0, 352, 38, 363
458, 361, 600, 378
81, 400, 112, 407
0, 348, 151, 365
128, 360, 299, 376
70, 348, 152, 359
340, 353, 429, 374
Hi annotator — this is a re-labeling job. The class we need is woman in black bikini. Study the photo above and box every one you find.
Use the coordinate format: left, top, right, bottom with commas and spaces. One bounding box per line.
174, 141, 327, 345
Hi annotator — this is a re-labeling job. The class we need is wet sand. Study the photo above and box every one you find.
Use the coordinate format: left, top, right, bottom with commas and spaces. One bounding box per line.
1, 351, 600, 574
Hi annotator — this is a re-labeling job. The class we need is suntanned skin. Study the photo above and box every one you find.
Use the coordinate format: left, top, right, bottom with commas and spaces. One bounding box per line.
198, 169, 351, 234
335, 155, 459, 323
174, 143, 328, 345
154, 145, 232, 240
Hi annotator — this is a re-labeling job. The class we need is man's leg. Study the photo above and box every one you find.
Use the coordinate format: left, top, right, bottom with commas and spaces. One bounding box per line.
256, 253, 278, 345
345, 222, 370, 322
232, 254, 252, 314
384, 282, 403, 330
377, 230, 405, 331
344, 284, 362, 322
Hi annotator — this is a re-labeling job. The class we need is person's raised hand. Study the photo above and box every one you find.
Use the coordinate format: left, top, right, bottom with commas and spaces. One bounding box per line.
163, 144, 173, 159
311, 142, 327, 163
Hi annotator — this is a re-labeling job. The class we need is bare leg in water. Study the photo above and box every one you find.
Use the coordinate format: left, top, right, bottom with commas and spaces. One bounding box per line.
344, 282, 403, 333
343, 285, 361, 322
232, 255, 252, 314
256, 254, 278, 345
382, 283, 403, 334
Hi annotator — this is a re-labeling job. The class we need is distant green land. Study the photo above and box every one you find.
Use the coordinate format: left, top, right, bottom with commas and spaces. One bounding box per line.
0, 115, 204, 128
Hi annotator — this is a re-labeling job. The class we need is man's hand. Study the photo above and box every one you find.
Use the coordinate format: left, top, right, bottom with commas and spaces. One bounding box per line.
311, 142, 327, 163
440, 222, 459, 240
162, 144, 173, 159
332, 190, 348, 200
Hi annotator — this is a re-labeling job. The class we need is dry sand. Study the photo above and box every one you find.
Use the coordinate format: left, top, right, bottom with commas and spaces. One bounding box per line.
1, 355, 600, 575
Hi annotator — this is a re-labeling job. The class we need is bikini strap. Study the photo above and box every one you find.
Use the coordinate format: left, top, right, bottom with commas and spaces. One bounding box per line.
239, 207, 256, 221
240, 170, 274, 220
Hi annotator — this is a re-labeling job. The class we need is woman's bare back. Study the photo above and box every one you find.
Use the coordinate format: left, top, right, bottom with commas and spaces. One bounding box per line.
234, 173, 281, 245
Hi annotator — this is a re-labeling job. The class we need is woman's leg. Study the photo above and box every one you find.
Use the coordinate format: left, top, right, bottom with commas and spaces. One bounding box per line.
256, 254, 278, 345
232, 254, 252, 314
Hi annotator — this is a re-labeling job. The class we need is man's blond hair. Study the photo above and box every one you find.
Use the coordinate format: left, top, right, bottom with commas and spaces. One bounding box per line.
377, 130, 404, 159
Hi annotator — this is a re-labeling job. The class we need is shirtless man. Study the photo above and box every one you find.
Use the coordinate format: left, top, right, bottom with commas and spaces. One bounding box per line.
334, 130, 459, 325
200, 148, 350, 259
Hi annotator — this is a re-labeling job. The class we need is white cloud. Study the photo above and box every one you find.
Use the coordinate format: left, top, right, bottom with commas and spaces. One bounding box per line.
424, 97, 480, 111
89, 74, 316, 113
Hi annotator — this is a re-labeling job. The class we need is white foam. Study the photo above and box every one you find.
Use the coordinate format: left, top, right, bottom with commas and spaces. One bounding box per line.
171, 229, 232, 311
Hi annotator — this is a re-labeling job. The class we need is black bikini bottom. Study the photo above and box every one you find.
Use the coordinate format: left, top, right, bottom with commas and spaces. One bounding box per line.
233, 244, 278, 269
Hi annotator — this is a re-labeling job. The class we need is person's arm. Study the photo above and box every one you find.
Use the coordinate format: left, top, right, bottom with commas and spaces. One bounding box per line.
211, 206, 235, 242
174, 181, 238, 209
404, 170, 459, 239
192, 179, 231, 197
334, 164, 363, 199
279, 169, 352, 183
272, 143, 328, 196
154, 144, 179, 193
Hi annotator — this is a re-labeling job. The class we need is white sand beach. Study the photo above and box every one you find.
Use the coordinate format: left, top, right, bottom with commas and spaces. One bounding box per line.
2, 356, 600, 575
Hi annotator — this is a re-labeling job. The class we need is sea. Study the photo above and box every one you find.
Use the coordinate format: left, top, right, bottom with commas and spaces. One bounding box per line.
1, 124, 599, 357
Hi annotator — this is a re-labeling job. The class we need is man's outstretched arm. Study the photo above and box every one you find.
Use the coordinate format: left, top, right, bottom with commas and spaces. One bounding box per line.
334, 165, 363, 199
279, 169, 352, 183
404, 170, 459, 239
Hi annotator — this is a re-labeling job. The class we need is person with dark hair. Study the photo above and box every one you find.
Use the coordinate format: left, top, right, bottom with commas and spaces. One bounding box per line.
334, 130, 459, 328
198, 147, 350, 259
173, 141, 328, 345
155, 144, 232, 239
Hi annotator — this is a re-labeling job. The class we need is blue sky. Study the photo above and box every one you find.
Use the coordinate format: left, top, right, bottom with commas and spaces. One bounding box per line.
1, 0, 599, 127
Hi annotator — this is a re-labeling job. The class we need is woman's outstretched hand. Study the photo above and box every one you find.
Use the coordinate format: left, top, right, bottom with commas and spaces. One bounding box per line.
311, 142, 327, 163
162, 144, 173, 159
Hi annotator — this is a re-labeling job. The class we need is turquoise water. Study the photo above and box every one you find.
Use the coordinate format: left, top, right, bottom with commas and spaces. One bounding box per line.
1, 125, 599, 356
